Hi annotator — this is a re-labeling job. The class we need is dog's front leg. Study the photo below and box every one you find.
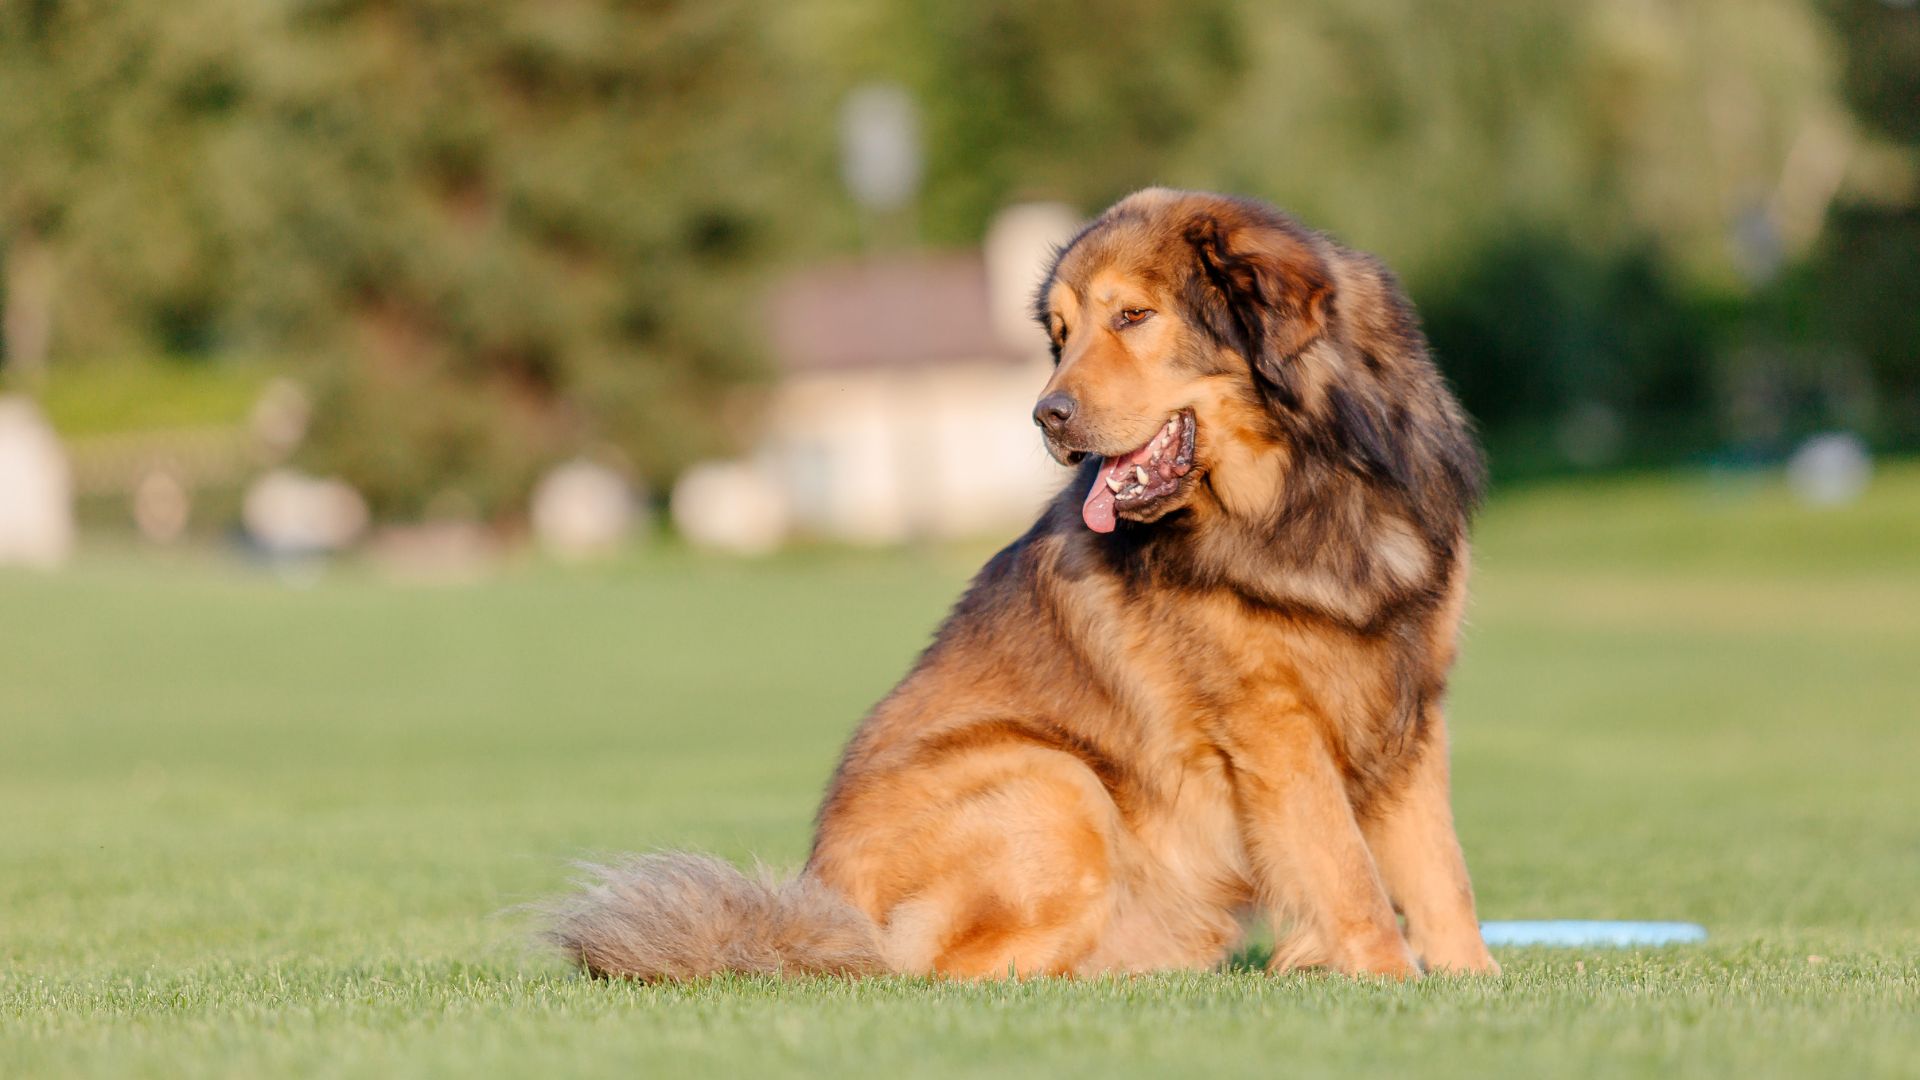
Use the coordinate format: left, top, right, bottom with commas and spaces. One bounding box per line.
1219, 702, 1418, 978
1359, 707, 1499, 974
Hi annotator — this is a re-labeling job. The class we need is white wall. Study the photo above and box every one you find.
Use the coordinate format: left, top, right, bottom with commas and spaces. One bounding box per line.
764, 359, 1069, 543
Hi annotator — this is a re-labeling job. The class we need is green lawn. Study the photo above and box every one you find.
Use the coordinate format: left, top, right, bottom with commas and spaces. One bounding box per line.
3, 467, 1918, 1078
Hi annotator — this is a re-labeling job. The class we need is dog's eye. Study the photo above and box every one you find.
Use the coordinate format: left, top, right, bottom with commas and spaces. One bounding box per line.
1116, 308, 1154, 328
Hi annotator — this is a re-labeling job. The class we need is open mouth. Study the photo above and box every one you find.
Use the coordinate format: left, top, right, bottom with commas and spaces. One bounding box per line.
1081, 410, 1196, 533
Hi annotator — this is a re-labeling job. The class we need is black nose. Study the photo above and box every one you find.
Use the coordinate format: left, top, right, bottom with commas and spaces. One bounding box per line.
1034, 393, 1077, 435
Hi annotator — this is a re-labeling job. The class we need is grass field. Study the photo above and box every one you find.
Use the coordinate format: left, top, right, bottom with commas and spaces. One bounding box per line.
3, 467, 1918, 1078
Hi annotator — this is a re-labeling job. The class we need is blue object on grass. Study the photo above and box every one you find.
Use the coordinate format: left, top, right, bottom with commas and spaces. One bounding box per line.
1479, 920, 1707, 947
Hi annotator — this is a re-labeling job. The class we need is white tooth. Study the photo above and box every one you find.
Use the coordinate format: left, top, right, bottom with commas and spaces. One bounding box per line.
1134, 466, 1149, 485
1107, 473, 1124, 493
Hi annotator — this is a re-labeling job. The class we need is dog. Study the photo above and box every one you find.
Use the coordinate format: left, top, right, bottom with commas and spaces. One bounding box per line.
546, 189, 1498, 979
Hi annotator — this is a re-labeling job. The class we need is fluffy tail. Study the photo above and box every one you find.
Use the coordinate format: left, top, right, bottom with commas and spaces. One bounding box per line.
541, 852, 885, 980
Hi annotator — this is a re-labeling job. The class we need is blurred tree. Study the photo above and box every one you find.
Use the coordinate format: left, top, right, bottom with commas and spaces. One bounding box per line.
224, 0, 830, 517
1804, 0, 1920, 443
1421, 237, 1713, 447
2, 0, 836, 517
0, 0, 260, 371
2, 0, 1911, 508
861, 0, 1246, 246
1170, 0, 1845, 293
1158, 0, 1858, 469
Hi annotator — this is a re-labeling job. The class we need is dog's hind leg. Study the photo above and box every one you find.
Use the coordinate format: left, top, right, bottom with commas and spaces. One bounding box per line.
870, 750, 1119, 978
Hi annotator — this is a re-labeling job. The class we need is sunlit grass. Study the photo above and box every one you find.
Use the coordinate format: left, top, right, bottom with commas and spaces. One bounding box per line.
3, 465, 1917, 1078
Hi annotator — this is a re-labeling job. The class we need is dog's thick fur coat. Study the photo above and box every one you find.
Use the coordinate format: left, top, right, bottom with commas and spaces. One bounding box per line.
547, 190, 1498, 979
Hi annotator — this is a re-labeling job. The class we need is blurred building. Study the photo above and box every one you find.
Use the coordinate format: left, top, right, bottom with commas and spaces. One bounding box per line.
751, 204, 1079, 544
0, 397, 74, 568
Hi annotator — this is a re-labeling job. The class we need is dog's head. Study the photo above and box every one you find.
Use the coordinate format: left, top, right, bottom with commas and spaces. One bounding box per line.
1033, 188, 1338, 533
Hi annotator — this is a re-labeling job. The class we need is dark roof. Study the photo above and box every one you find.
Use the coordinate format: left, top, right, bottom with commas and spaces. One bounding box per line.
766, 252, 1021, 373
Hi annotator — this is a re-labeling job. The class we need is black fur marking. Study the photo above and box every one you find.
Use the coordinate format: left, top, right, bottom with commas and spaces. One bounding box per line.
1323, 383, 1411, 491
1184, 217, 1272, 365
1182, 213, 1335, 419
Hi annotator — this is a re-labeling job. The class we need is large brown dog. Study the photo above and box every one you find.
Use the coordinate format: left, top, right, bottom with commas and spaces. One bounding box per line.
548, 189, 1497, 979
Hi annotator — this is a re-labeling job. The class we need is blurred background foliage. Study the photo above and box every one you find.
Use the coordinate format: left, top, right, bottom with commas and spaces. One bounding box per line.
1, 0, 1915, 516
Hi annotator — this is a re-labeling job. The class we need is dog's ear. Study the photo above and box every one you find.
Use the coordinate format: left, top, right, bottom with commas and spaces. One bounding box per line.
1182, 211, 1332, 408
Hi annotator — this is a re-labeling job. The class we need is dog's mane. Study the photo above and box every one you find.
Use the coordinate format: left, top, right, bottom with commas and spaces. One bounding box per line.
1041, 191, 1485, 633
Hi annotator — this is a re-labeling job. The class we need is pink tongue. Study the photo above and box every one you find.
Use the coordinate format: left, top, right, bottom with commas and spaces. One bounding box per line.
1082, 464, 1119, 533
1082, 452, 1144, 533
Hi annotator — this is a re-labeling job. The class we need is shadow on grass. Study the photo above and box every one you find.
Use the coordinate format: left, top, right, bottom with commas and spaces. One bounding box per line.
1223, 941, 1272, 973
